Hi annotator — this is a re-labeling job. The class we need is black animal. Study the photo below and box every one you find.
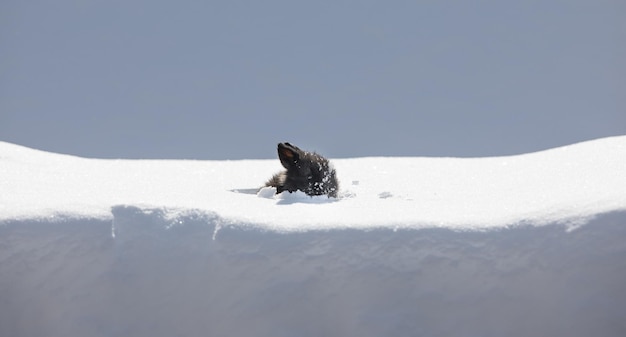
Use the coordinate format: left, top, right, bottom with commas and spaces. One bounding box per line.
265, 142, 338, 198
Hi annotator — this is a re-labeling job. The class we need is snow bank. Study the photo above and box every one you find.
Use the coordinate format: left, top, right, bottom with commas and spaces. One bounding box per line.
2, 136, 625, 230
1, 137, 626, 336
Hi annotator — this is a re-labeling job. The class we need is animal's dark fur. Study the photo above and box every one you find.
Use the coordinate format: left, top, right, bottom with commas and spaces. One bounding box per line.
265, 142, 338, 198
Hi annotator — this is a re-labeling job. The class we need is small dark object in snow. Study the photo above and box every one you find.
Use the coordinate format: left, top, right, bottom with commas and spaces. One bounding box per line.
265, 142, 339, 198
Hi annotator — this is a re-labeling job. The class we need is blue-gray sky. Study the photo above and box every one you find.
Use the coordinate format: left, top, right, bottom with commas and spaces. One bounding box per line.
1, 0, 624, 159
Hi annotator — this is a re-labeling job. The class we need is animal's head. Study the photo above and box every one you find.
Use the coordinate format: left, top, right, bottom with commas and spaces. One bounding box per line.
276, 142, 338, 197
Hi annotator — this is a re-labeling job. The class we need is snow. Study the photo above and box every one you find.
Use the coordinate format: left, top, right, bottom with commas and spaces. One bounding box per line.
1, 137, 626, 336
2, 136, 625, 230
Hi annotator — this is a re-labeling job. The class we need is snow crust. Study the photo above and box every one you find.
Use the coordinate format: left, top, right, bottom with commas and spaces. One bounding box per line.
2, 136, 625, 230
1, 137, 626, 337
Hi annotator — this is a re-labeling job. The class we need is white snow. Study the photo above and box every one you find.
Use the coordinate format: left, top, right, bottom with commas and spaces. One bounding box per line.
1, 137, 626, 337
2, 136, 625, 230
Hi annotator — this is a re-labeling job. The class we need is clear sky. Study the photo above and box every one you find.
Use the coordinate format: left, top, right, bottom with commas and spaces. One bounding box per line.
1, 0, 624, 159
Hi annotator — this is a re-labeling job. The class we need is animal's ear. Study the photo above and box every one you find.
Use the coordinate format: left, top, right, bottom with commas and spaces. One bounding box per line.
277, 142, 300, 169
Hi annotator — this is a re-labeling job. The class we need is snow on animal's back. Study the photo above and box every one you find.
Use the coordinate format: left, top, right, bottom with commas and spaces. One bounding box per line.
1, 136, 625, 231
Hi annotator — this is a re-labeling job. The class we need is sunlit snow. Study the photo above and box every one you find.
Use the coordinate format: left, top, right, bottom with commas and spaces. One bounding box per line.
1, 136, 625, 230
1, 137, 625, 337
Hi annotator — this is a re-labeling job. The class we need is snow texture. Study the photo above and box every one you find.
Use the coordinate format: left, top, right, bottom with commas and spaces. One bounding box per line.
1, 137, 626, 337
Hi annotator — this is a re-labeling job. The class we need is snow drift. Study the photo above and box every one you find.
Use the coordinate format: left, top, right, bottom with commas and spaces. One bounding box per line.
1, 137, 625, 337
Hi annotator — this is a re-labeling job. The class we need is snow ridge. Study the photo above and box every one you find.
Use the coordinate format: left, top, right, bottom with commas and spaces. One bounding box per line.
2, 137, 626, 337
1, 136, 625, 231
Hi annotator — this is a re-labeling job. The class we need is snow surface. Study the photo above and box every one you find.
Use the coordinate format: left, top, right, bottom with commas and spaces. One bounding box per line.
2, 136, 625, 230
1, 137, 626, 337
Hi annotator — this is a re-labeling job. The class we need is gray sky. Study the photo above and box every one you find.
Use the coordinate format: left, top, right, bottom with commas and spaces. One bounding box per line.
1, 0, 624, 159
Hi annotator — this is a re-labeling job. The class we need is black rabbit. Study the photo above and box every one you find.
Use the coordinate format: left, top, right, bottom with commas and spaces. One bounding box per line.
265, 143, 338, 198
